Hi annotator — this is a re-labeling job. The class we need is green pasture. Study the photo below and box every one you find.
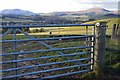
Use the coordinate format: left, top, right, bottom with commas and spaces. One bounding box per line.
2, 18, 119, 40
84, 18, 120, 35
2, 18, 120, 78
2, 26, 93, 40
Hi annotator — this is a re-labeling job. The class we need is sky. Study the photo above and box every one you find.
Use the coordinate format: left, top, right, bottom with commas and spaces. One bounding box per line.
0, 0, 119, 13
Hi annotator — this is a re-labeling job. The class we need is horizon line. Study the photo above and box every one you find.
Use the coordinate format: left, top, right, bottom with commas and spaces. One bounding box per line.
0, 7, 118, 13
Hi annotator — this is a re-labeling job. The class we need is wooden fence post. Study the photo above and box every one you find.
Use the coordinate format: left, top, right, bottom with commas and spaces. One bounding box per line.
116, 24, 119, 38
111, 24, 120, 39
111, 24, 116, 39
94, 22, 107, 77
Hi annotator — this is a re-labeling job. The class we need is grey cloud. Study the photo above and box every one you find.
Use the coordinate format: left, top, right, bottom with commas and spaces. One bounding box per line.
78, 1, 119, 10
99, 2, 118, 10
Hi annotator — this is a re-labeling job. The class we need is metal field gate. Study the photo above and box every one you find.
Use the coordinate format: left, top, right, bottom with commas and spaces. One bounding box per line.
0, 24, 95, 79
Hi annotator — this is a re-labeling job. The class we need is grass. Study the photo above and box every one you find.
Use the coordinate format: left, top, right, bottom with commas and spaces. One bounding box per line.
2, 18, 120, 78
2, 18, 119, 40
2, 28, 92, 41
2, 24, 92, 78
3, 34, 119, 78
2, 26, 93, 40
3, 18, 118, 39
2, 17, 33, 22
84, 18, 120, 35
2, 38, 91, 78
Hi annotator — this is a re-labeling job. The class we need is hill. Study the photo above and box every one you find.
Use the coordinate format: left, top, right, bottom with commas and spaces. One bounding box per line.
47, 7, 119, 20
48, 7, 117, 16
83, 7, 111, 13
1, 8, 119, 22
0, 9, 37, 16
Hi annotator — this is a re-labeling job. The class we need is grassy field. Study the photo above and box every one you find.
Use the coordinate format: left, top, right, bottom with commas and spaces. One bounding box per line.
84, 18, 119, 26
2, 18, 120, 78
2, 23, 93, 78
84, 18, 120, 35
28, 18, 120, 36
2, 26, 93, 40
2, 17, 33, 22
2, 37, 91, 78
2, 18, 119, 40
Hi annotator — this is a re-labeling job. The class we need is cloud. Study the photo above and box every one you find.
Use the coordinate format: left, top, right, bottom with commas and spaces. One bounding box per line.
0, 0, 119, 13
75, 0, 119, 3
100, 2, 118, 11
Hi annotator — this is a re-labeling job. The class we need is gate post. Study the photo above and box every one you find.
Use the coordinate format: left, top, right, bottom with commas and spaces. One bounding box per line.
94, 22, 107, 77
111, 24, 116, 39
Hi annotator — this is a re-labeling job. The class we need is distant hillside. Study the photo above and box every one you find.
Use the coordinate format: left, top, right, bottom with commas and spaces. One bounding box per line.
83, 7, 111, 13
50, 8, 120, 20
1, 7, 119, 22
0, 9, 37, 16
48, 7, 117, 16
1, 7, 118, 16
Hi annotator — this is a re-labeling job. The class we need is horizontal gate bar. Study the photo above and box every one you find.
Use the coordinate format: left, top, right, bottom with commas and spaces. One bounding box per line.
1, 24, 94, 28
41, 69, 91, 79
1, 46, 93, 56
3, 63, 91, 79
1, 51, 91, 64
1, 57, 91, 72
1, 35, 94, 43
